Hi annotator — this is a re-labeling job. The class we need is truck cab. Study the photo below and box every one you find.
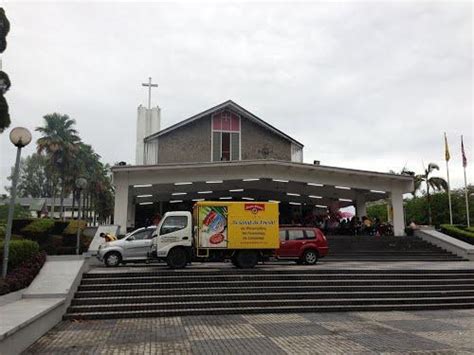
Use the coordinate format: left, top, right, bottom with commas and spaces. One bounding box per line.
151, 211, 193, 267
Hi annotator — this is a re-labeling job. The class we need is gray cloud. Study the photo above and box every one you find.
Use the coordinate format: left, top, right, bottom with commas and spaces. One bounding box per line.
0, 1, 472, 193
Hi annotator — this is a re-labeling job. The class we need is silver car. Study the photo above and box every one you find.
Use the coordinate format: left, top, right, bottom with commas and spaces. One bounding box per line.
97, 226, 157, 267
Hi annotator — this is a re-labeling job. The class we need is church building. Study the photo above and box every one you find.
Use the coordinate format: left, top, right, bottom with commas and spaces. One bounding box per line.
112, 98, 413, 236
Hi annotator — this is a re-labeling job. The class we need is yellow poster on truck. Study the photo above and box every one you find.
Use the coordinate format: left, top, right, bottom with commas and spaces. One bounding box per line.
196, 201, 279, 250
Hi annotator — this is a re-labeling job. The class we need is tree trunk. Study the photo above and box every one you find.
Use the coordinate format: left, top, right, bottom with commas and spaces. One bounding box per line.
71, 189, 76, 219
59, 178, 65, 221
93, 196, 97, 226
51, 182, 56, 219
427, 183, 432, 225
82, 193, 86, 222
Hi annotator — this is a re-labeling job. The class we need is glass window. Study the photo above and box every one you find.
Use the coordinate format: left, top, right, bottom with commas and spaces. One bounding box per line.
129, 230, 149, 241
212, 113, 240, 162
160, 216, 188, 235
305, 229, 317, 239
213, 132, 221, 162
231, 133, 239, 160
144, 228, 156, 239
288, 230, 305, 240
279, 230, 287, 241
221, 132, 230, 161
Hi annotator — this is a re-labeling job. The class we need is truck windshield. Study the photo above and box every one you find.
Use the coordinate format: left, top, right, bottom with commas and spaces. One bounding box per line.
160, 216, 188, 235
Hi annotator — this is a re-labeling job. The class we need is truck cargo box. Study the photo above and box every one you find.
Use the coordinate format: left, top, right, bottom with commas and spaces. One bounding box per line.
194, 201, 279, 250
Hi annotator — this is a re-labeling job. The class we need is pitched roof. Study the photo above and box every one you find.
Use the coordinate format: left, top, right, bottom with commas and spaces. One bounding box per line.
144, 100, 304, 147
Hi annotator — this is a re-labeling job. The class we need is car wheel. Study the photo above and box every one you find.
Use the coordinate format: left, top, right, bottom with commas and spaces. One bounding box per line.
166, 247, 187, 269
303, 249, 318, 265
235, 250, 258, 269
104, 252, 122, 267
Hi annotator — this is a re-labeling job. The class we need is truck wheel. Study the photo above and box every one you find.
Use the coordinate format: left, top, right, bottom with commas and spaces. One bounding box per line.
166, 248, 187, 269
303, 249, 318, 265
235, 250, 258, 269
104, 252, 122, 267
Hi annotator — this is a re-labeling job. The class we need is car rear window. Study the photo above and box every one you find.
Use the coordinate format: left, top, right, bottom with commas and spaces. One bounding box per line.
305, 229, 317, 239
288, 230, 305, 240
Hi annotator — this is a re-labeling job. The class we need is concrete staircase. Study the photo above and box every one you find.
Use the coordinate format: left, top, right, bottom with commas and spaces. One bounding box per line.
325, 235, 466, 261
64, 268, 474, 320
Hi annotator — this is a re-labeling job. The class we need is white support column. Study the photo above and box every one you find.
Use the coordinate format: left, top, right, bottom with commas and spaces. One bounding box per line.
355, 193, 367, 217
114, 179, 129, 235
389, 189, 405, 236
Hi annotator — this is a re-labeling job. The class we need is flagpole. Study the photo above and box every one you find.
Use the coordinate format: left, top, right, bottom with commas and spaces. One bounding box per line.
444, 132, 453, 225
461, 135, 470, 227
446, 158, 453, 224
464, 165, 470, 227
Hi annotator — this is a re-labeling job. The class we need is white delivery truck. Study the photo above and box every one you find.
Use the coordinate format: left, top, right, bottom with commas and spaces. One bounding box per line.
150, 201, 279, 268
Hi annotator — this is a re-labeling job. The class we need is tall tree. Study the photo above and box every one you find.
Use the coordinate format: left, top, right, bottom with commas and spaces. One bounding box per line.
6, 153, 53, 197
415, 163, 448, 225
36, 113, 80, 219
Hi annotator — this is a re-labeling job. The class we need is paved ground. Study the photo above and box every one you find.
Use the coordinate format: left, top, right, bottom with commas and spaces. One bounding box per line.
25, 309, 474, 354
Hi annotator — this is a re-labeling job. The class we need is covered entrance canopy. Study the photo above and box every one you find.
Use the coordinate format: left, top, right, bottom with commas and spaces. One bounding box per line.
112, 160, 414, 235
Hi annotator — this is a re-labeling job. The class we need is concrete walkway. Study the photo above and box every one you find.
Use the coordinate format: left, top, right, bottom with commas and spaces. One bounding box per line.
25, 308, 474, 354
0, 256, 88, 355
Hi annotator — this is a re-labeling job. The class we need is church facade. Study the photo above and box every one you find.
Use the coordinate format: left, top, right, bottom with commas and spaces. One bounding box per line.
139, 100, 303, 165
114, 100, 413, 236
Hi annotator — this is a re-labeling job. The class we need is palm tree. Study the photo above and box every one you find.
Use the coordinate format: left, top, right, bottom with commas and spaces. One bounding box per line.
415, 163, 448, 225
36, 113, 81, 219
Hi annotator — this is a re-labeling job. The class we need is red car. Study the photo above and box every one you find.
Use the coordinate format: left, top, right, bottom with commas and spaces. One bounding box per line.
276, 226, 329, 264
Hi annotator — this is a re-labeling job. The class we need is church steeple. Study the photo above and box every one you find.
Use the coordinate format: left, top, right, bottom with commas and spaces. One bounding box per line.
136, 77, 161, 165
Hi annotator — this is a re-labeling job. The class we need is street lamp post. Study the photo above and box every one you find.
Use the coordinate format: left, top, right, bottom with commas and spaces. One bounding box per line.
75, 177, 87, 255
2, 127, 32, 278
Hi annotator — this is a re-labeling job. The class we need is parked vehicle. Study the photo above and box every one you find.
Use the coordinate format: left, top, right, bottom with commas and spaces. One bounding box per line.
276, 226, 328, 264
150, 201, 279, 269
97, 226, 157, 267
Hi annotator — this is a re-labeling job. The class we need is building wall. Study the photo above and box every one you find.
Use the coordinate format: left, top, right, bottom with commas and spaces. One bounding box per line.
241, 118, 292, 161
154, 114, 294, 164
157, 116, 212, 164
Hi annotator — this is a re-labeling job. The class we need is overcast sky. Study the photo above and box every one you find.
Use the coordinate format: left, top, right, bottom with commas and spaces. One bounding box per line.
0, 1, 472, 194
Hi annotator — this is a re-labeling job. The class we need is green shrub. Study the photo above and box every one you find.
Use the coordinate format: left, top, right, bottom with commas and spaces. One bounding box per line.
20, 219, 55, 241
1, 251, 47, 295
63, 220, 87, 236
466, 227, 474, 234
0, 204, 30, 222
440, 224, 474, 245
0, 239, 40, 272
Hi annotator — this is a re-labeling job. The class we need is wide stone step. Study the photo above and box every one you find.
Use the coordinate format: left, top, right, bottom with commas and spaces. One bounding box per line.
73, 284, 474, 298
79, 272, 474, 285
325, 257, 465, 262
77, 278, 474, 291
67, 296, 474, 314
71, 290, 474, 306
64, 302, 474, 320
326, 250, 458, 255
83, 272, 474, 278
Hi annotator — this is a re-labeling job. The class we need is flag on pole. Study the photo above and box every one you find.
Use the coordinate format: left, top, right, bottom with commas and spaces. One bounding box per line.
461, 135, 470, 227
461, 135, 467, 167
444, 132, 450, 161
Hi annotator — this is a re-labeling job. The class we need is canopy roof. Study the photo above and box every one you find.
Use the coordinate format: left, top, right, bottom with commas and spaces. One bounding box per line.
113, 159, 413, 208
